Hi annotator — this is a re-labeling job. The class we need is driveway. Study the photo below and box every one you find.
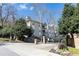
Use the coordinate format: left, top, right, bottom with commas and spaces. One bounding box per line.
0, 46, 19, 56
0, 43, 60, 56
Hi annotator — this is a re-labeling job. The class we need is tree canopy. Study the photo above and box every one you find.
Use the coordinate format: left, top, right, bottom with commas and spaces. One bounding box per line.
58, 3, 79, 34
14, 18, 33, 39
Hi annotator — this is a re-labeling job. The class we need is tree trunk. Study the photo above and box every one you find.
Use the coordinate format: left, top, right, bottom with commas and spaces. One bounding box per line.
66, 34, 69, 46
9, 34, 12, 42
15, 36, 18, 42
70, 33, 75, 47
66, 33, 75, 47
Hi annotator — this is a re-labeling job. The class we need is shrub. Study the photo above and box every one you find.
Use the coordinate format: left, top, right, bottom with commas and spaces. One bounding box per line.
14, 18, 33, 40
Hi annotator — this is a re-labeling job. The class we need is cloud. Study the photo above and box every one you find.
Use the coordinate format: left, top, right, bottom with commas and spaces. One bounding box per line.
19, 4, 28, 10
30, 6, 34, 11
18, 4, 34, 11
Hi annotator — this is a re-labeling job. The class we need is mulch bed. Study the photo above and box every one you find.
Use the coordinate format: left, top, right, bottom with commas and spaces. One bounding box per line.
49, 49, 73, 56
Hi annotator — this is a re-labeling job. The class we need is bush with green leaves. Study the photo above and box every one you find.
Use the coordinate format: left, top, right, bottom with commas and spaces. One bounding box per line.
0, 18, 33, 40
0, 26, 14, 37
14, 18, 34, 40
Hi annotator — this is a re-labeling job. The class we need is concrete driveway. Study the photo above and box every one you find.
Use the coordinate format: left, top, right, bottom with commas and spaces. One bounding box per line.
0, 46, 19, 56
0, 43, 60, 56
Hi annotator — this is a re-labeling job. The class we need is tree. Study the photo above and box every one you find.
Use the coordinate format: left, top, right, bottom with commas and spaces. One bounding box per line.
14, 18, 33, 40
0, 3, 3, 27
0, 17, 4, 28
3, 4, 17, 27
32, 4, 46, 42
74, 4, 79, 16
0, 4, 2, 16
32, 4, 55, 43
0, 4, 17, 41
73, 4, 79, 33
58, 4, 75, 34
58, 3, 76, 47
0, 3, 2, 18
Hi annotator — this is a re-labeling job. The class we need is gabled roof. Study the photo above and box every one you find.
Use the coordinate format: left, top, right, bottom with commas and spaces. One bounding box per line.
26, 19, 43, 25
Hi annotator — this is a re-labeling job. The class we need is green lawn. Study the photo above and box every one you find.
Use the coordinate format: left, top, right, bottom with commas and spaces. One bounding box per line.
0, 38, 16, 42
68, 47, 79, 56
0, 38, 10, 42
0, 38, 23, 43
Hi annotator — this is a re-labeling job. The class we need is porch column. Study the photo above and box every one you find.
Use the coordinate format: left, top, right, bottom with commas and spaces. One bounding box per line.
34, 39, 37, 44
43, 36, 46, 44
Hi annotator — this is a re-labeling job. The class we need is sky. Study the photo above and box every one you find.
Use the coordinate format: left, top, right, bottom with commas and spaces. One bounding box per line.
2, 3, 65, 23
